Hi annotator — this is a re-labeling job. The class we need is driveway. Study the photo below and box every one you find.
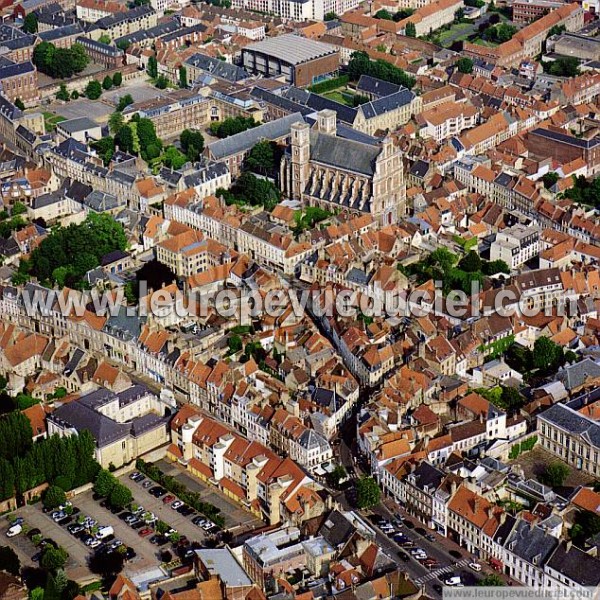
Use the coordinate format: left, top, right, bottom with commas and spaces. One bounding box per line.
155, 459, 263, 531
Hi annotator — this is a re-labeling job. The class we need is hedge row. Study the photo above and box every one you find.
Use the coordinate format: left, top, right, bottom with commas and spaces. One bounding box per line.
309, 75, 349, 94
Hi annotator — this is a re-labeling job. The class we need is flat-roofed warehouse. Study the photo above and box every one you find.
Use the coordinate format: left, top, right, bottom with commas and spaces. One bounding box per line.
241, 33, 339, 87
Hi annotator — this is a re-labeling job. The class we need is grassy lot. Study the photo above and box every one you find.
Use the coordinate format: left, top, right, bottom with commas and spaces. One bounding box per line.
42, 111, 66, 131
472, 37, 498, 47
321, 87, 356, 107
436, 22, 474, 44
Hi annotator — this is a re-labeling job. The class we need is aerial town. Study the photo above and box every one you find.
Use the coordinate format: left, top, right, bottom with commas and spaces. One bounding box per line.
1, 0, 600, 597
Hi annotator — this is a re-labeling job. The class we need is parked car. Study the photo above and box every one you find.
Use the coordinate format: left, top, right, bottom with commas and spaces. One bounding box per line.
397, 551, 410, 562
171, 500, 184, 510
120, 512, 133, 521
96, 526, 114, 540
10, 517, 24, 526
27, 528, 41, 540
415, 527, 427, 536
138, 528, 153, 537
124, 515, 138, 525
89, 539, 102, 549
68, 524, 85, 535
469, 562, 482, 572
51, 511, 66, 522
179, 506, 195, 516
6, 524, 22, 537
426, 533, 436, 542
449, 550, 462, 559
444, 576, 462, 586
57, 515, 73, 526
163, 495, 175, 504
125, 547, 136, 560
131, 521, 145, 530
130, 472, 143, 481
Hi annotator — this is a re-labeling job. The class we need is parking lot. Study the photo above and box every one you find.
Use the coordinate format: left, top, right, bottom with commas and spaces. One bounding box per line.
46, 98, 114, 123
155, 459, 262, 531
102, 81, 171, 107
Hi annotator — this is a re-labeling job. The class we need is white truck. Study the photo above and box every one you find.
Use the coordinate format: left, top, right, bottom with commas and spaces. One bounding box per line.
95, 525, 114, 539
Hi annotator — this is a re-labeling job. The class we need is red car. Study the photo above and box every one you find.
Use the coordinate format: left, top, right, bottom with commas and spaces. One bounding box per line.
162, 495, 175, 504
139, 528, 153, 537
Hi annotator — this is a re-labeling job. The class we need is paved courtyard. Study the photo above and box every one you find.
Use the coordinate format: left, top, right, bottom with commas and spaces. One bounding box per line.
155, 459, 263, 531
102, 80, 172, 107
46, 98, 114, 122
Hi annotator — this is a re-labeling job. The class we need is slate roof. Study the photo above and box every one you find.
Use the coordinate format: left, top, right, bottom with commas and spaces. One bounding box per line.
0, 95, 22, 121
504, 520, 558, 566
84, 190, 123, 212
309, 131, 381, 176
409, 461, 445, 493
356, 74, 401, 98
0, 61, 35, 80
359, 88, 416, 120
531, 128, 600, 149
58, 117, 99, 134
186, 52, 249, 82
547, 542, 600, 586
539, 403, 600, 448
557, 357, 600, 390
38, 23, 84, 42
94, 4, 154, 29
319, 510, 357, 547
114, 17, 179, 46
207, 113, 304, 160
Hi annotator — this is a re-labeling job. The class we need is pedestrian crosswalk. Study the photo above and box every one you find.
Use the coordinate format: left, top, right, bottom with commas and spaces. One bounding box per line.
415, 558, 471, 585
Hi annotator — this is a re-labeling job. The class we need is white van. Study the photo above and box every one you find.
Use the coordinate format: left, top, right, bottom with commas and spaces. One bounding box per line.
469, 562, 482, 572
6, 524, 22, 537
444, 576, 462, 586
96, 525, 114, 539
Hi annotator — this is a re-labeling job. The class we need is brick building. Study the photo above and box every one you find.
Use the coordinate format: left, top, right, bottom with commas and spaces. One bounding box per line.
241, 34, 339, 87
0, 62, 38, 107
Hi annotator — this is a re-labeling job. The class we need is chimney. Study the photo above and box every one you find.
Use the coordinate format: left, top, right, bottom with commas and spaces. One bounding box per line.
450, 480, 457, 495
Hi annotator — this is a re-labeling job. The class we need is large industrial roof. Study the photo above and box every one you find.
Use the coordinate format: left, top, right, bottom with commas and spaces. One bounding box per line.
244, 33, 337, 65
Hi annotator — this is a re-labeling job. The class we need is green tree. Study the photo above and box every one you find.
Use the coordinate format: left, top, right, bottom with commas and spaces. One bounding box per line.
0, 546, 20, 576
457, 250, 481, 273
43, 485, 67, 509
93, 469, 117, 497
82, 81, 103, 101
245, 140, 278, 175
347, 50, 415, 89
228, 334, 243, 354
85, 80, 102, 100
179, 65, 187, 88
108, 111, 124, 135
115, 124, 135, 154
533, 336, 564, 371
136, 118, 161, 161
71, 90, 79, 100
162, 146, 187, 170
543, 172, 559, 189
117, 93, 134, 112
11, 201, 27, 216
456, 57, 474, 74
14, 98, 25, 111
324, 11, 337, 19
180, 129, 204, 161
356, 477, 381, 509
499, 386, 524, 411
41, 546, 68, 571
478, 574, 504, 586
98, 34, 111, 44
375, 8, 392, 19
102, 75, 113, 90
56, 84, 70, 102
155, 75, 169, 89
539, 462, 569, 487
23, 12, 38, 33
112, 71, 122, 86
117, 39, 130, 51
147, 55, 158, 78
108, 483, 132, 508
545, 56, 580, 77
327, 465, 347, 488
405, 22, 416, 37
33, 41, 89, 78
91, 136, 115, 165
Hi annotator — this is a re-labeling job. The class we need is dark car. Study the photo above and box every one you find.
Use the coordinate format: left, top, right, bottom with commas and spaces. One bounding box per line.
27, 528, 41, 540
39, 538, 58, 549
177, 505, 195, 516
415, 527, 426, 536
449, 550, 462, 559
397, 551, 410, 562
110, 505, 122, 515
125, 547, 136, 561
150, 535, 165, 545
120, 511, 133, 521
80, 534, 94, 545
57, 515, 73, 526
131, 520, 145, 530
404, 520, 415, 529
32, 551, 42, 562
426, 533, 436, 542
